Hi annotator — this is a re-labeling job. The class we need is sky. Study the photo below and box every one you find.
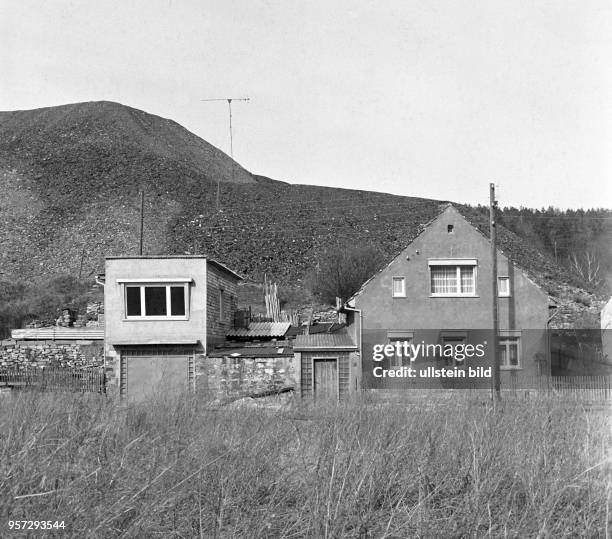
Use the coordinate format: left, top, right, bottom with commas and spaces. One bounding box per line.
2, 0, 611, 209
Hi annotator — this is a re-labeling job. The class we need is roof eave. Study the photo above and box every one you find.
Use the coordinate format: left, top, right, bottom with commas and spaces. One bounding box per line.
345, 204, 453, 305
208, 259, 244, 281
104, 255, 243, 281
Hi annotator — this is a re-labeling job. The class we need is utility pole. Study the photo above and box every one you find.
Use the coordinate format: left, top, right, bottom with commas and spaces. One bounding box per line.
139, 190, 144, 255
201, 97, 250, 209
78, 245, 86, 279
490, 183, 501, 402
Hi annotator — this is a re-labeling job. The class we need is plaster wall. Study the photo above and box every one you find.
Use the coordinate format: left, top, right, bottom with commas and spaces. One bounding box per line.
104, 257, 208, 355
354, 207, 549, 331
352, 207, 549, 388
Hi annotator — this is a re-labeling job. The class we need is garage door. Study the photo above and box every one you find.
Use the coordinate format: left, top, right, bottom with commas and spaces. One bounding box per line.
120, 353, 194, 402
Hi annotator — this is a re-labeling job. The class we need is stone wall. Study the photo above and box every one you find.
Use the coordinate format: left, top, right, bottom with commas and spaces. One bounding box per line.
0, 339, 104, 368
197, 354, 296, 401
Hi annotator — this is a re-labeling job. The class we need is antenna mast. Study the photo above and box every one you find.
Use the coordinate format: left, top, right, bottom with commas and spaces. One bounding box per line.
201, 97, 250, 209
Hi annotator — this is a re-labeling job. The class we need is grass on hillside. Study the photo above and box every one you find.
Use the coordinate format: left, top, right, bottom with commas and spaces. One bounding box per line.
0, 391, 609, 538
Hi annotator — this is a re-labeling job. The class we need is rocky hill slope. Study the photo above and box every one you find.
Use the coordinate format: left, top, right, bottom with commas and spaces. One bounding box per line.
0, 101, 605, 327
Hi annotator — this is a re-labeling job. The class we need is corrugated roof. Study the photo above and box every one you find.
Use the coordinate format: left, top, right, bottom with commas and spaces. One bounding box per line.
209, 346, 293, 358
226, 322, 291, 338
293, 329, 357, 351
12, 327, 104, 340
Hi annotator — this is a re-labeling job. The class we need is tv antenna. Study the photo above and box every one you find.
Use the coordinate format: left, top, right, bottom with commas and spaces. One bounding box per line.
201, 97, 250, 209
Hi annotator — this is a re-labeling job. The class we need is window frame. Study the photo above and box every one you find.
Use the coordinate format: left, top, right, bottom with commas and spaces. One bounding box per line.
119, 279, 191, 321
498, 276, 511, 297
391, 276, 406, 298
498, 332, 521, 370
387, 331, 414, 367
428, 259, 478, 297
440, 331, 468, 367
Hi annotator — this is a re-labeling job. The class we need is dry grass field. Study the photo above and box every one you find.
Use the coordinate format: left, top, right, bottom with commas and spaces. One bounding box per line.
0, 390, 609, 538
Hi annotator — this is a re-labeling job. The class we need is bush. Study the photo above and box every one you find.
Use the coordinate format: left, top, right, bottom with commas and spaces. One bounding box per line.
277, 284, 311, 310
306, 244, 383, 305
572, 292, 592, 307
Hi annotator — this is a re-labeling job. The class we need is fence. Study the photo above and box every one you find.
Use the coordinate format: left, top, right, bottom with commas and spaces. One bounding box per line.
0, 366, 106, 393
506, 374, 611, 401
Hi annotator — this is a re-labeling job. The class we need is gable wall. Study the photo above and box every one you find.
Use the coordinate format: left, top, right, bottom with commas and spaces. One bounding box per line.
352, 207, 550, 387
354, 207, 548, 330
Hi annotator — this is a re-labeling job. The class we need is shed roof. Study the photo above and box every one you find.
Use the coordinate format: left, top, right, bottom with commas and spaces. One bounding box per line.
226, 322, 291, 339
12, 327, 104, 340
208, 346, 293, 358
293, 329, 357, 351
112, 339, 199, 346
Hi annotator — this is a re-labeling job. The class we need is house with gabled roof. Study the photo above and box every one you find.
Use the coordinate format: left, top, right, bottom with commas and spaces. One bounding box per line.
296, 204, 557, 399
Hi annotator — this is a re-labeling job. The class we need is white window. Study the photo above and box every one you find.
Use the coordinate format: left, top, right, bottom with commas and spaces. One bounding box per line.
387, 331, 413, 367
392, 277, 406, 298
429, 260, 477, 296
441, 332, 468, 367
498, 335, 521, 369
119, 279, 191, 320
498, 277, 510, 297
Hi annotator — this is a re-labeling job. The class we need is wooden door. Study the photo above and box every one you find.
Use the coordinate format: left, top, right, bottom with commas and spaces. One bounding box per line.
314, 358, 337, 401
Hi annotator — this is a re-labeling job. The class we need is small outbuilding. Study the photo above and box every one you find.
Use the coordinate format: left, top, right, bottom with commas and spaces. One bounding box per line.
104, 255, 242, 401
293, 328, 360, 400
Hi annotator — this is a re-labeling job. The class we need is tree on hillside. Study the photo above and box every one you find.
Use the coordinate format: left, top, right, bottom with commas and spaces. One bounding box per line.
568, 251, 605, 290
497, 206, 612, 293
306, 244, 383, 305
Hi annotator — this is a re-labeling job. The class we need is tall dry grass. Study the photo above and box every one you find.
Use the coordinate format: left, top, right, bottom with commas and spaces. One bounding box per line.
0, 390, 609, 538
